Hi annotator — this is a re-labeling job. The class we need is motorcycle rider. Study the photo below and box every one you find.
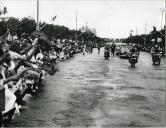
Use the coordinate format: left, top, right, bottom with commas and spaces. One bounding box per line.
111, 42, 116, 56
104, 43, 111, 51
151, 45, 161, 65
130, 44, 138, 54
151, 45, 160, 54
104, 43, 111, 58
129, 44, 138, 63
97, 45, 101, 54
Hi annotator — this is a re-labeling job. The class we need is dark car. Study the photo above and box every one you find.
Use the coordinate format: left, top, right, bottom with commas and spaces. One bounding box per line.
119, 45, 131, 59
115, 43, 127, 56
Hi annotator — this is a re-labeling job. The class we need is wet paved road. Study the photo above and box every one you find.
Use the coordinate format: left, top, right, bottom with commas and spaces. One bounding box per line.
10, 48, 166, 127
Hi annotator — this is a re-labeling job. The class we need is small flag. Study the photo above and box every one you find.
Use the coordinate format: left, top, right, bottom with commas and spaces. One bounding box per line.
52, 15, 57, 21
3, 7, 7, 14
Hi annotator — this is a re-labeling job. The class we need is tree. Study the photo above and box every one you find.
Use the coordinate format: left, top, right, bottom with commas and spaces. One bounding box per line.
0, 20, 7, 36
0, 14, 107, 45
6, 17, 20, 35
17, 17, 36, 36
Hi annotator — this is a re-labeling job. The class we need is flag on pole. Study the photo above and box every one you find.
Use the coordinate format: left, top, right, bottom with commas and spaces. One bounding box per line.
3, 7, 7, 14
52, 15, 57, 21
136, 27, 138, 35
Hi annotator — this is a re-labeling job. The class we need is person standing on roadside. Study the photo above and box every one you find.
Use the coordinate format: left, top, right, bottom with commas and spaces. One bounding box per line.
97, 45, 101, 54
83, 45, 86, 56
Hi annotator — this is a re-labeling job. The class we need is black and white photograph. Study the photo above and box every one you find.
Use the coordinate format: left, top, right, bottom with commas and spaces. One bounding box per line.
0, 0, 165, 127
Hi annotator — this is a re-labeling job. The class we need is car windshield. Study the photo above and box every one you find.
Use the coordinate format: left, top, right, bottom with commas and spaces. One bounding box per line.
121, 46, 130, 52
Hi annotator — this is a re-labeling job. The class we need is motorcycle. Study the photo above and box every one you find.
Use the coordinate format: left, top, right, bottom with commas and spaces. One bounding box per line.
104, 49, 110, 60
129, 53, 138, 67
152, 52, 161, 65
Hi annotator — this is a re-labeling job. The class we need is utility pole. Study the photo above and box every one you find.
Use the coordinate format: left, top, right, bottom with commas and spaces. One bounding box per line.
75, 11, 77, 43
145, 18, 147, 35
144, 18, 147, 47
136, 27, 138, 35
130, 30, 133, 37
93, 21, 96, 47
160, 8, 164, 30
36, 0, 40, 32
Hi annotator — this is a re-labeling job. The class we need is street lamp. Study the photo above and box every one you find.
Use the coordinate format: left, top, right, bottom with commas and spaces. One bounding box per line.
36, 0, 39, 32
75, 11, 78, 43
36, 0, 57, 32
160, 8, 164, 30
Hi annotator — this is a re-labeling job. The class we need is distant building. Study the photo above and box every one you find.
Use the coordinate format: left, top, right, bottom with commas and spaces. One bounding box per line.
80, 22, 97, 36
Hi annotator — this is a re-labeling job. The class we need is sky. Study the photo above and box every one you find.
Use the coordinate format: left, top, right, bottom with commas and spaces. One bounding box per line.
0, 0, 165, 38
